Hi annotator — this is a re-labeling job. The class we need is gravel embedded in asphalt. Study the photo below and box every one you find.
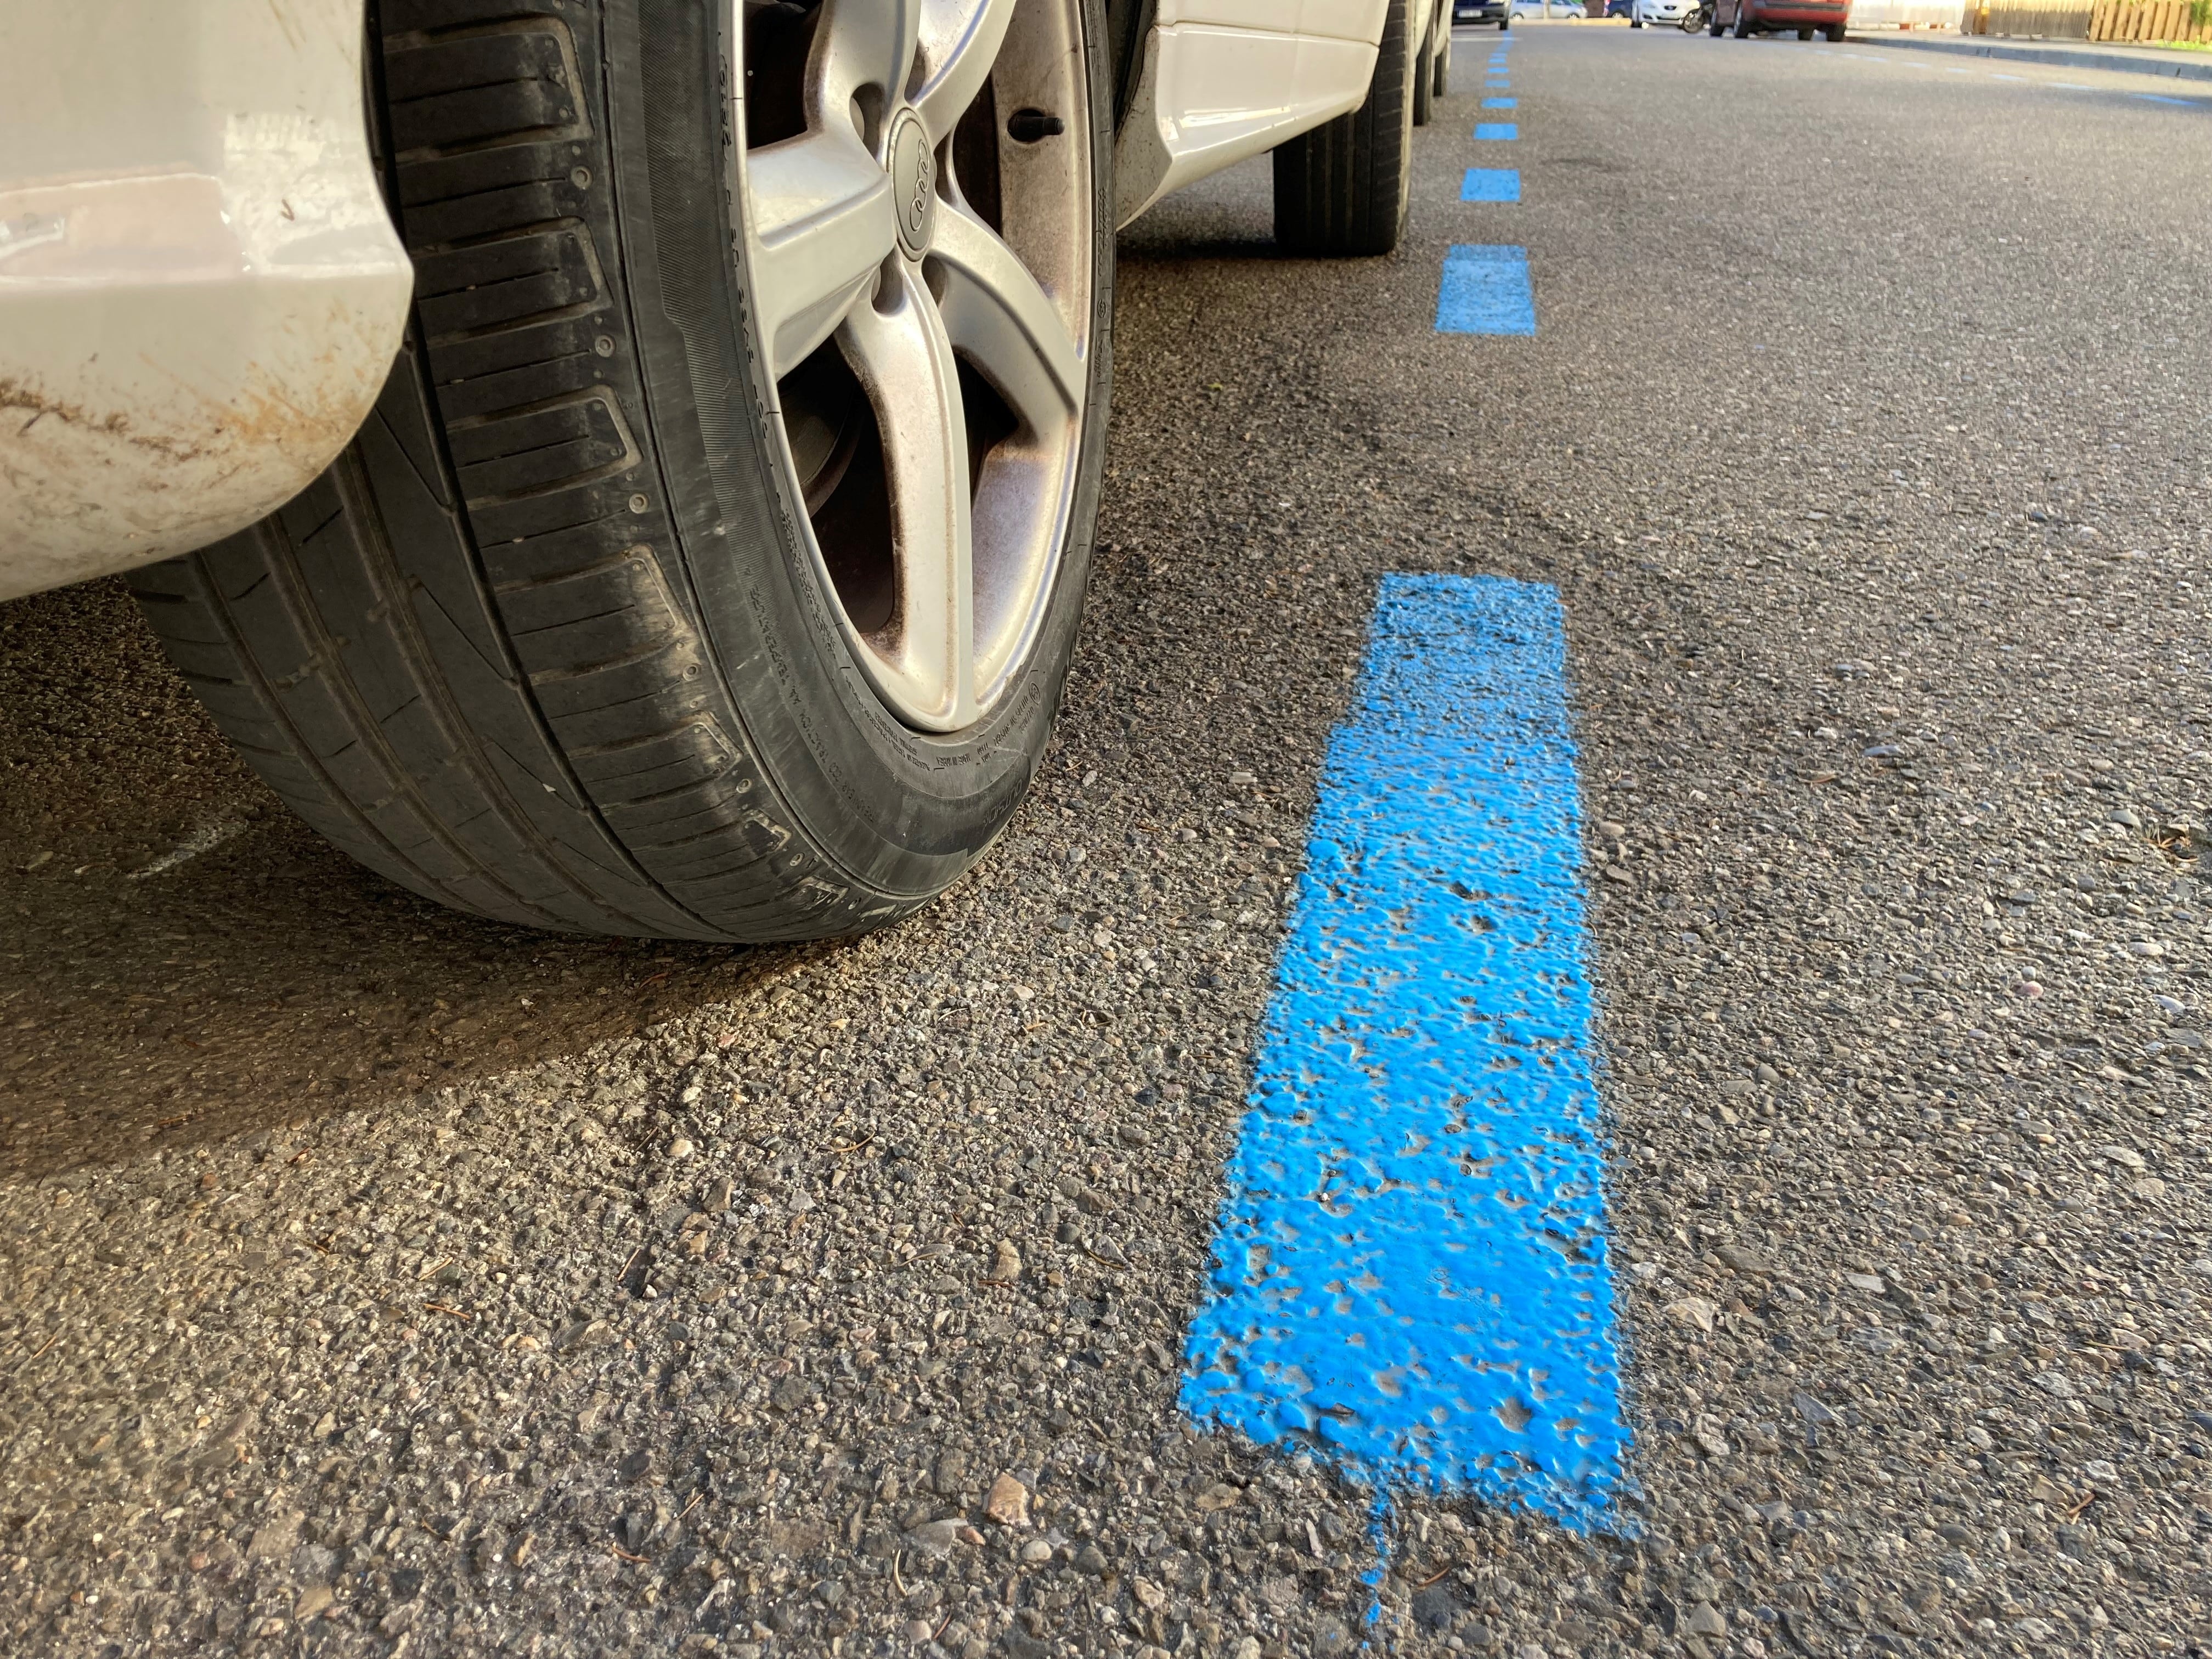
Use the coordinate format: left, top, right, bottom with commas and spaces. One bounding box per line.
4, 27, 2209, 1659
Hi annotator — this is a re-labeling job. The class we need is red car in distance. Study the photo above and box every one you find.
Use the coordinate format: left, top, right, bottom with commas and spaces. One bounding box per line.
1711, 0, 1849, 38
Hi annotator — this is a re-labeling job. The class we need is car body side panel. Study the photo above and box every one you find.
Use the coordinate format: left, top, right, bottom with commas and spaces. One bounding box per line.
1115, 0, 1406, 228
0, 0, 411, 602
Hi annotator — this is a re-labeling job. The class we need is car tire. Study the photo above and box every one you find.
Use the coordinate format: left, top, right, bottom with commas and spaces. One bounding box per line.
1414, 19, 1435, 126
127, 0, 1115, 945
1274, 0, 1415, 257
1733, 10, 1753, 32
1708, 11, 1725, 30
1796, 23, 1814, 35
1824, 21, 1846, 37
1630, 16, 1643, 25
1434, 18, 1452, 97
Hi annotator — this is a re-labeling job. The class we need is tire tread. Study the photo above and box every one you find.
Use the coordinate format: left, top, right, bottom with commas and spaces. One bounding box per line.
130, 0, 884, 941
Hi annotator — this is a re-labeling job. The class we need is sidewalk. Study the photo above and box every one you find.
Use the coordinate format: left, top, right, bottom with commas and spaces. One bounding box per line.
1845, 30, 2212, 83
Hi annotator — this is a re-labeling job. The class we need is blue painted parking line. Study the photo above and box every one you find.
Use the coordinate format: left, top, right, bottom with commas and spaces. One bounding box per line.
1460, 167, 1522, 203
1435, 244, 1536, 335
1180, 576, 1630, 1534
1474, 122, 1519, 140
1483, 96, 1517, 108
2136, 92, 2197, 106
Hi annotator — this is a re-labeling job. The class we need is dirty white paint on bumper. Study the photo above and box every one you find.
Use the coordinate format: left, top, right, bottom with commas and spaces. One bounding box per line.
0, 0, 411, 602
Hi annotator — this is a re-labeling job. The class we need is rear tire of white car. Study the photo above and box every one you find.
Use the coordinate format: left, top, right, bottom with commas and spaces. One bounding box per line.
1414, 20, 1435, 126
127, 0, 1115, 945
1273, 0, 1415, 257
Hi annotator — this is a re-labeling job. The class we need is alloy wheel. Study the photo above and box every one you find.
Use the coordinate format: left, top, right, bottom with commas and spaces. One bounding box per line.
730, 0, 1094, 733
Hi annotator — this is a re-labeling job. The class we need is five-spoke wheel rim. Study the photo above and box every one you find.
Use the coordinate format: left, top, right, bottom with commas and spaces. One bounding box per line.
729, 0, 1093, 734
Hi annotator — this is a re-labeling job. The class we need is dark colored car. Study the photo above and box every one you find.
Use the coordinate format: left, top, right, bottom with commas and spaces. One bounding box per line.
1604, 0, 1635, 15
1455, 0, 1512, 25
1711, 0, 1848, 36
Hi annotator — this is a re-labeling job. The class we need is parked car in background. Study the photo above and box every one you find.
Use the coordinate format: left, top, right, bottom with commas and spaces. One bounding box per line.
1508, 1, 1587, 17
1711, 0, 1849, 35
1632, 0, 1697, 20
1605, 0, 1638, 16
0, 0, 1451, 946
1457, 0, 1514, 27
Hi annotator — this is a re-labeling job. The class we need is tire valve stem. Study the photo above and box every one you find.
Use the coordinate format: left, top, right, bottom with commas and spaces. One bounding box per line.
1007, 108, 1065, 143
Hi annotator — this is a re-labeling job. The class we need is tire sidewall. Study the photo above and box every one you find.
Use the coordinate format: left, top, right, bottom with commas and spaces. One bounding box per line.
608, 0, 1114, 911
1392, 0, 1416, 230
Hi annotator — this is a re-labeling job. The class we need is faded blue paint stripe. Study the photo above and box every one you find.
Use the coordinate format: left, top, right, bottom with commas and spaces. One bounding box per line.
1460, 168, 1522, 204
1475, 122, 1519, 140
1180, 575, 1630, 1534
1435, 245, 1536, 336
1483, 96, 1517, 108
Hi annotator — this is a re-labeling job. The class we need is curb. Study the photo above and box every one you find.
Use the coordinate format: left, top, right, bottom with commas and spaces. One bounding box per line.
1844, 31, 2212, 83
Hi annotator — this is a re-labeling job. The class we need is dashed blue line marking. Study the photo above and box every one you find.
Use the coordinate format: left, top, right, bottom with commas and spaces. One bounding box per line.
1483, 96, 1517, 108
1460, 167, 1522, 203
1178, 575, 1630, 1534
2135, 92, 2196, 105
1475, 122, 1519, 140
1436, 244, 1536, 335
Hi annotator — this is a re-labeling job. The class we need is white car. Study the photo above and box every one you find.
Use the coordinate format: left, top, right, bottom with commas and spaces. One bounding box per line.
1632, 0, 1698, 20
0, 0, 1451, 944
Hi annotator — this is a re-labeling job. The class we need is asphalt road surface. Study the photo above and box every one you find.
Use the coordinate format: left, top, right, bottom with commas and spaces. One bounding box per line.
5, 26, 2210, 1659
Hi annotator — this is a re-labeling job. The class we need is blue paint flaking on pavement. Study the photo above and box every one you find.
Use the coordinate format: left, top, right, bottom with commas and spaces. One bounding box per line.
1483, 96, 1517, 108
1180, 575, 1632, 1535
1460, 168, 1522, 204
1474, 122, 1519, 140
1435, 245, 1537, 336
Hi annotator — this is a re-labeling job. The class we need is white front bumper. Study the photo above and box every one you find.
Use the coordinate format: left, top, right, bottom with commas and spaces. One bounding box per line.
0, 0, 411, 601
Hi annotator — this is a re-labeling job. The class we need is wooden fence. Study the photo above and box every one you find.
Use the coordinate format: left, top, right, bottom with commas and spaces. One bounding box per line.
1965, 0, 2212, 36
1968, 1, 2092, 35
2088, 0, 2212, 39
